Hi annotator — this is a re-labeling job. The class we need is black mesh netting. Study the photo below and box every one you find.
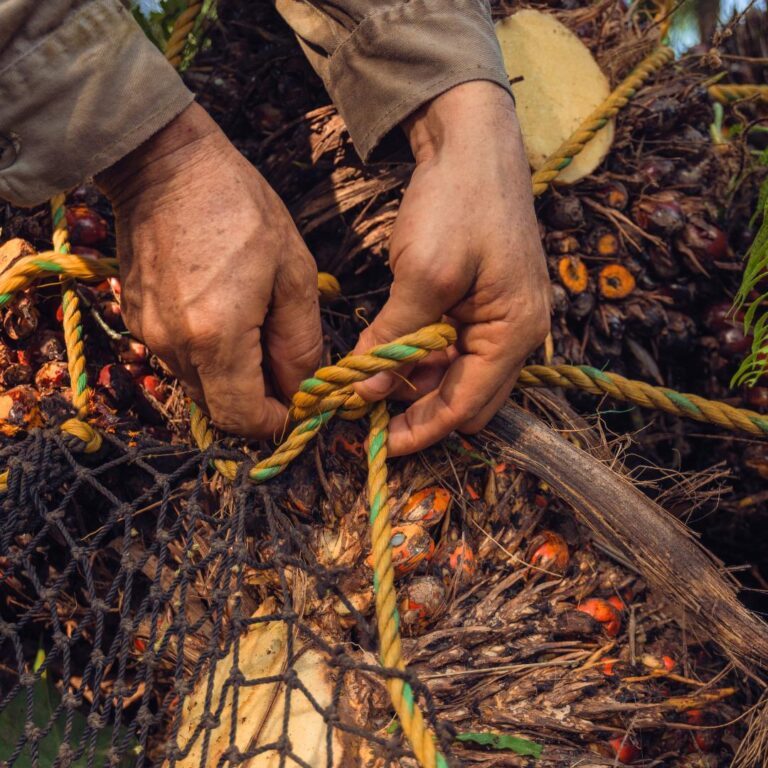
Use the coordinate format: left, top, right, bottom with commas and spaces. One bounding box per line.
0, 424, 461, 767
0, 413, 755, 768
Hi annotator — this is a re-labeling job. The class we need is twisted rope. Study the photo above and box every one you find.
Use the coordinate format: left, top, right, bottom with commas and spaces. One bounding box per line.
367, 402, 447, 768
531, 45, 674, 196
518, 365, 768, 435
164, 2, 205, 69
51, 195, 91, 419
708, 84, 768, 105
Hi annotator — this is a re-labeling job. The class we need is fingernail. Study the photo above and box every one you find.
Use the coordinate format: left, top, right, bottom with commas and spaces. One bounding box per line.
360, 371, 396, 399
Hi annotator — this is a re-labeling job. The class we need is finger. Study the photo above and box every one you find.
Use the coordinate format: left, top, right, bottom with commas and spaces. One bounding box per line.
456, 365, 520, 434
194, 325, 289, 439
353, 278, 464, 402
264, 255, 323, 400
387, 348, 456, 402
385, 322, 522, 456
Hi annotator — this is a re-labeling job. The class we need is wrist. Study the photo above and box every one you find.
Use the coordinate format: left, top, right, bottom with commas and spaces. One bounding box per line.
96, 103, 220, 204
404, 81, 517, 164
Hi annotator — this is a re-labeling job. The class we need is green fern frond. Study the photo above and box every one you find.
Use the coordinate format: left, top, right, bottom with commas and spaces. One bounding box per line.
732, 172, 768, 388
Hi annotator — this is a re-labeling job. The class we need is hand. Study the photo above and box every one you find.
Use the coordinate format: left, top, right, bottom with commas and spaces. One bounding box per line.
96, 103, 322, 438
354, 82, 550, 456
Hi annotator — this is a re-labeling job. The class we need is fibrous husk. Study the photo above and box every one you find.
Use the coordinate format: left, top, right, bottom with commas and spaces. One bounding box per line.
172, 599, 341, 768
495, 9, 614, 184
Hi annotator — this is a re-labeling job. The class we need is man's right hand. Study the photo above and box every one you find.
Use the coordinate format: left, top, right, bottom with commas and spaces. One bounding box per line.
96, 103, 322, 438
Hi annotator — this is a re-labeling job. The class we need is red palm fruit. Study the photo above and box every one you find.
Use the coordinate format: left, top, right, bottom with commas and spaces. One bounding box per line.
399, 576, 446, 632
399, 486, 451, 528
116, 338, 149, 364
0, 386, 42, 436
97, 364, 135, 409
607, 595, 625, 612
608, 735, 641, 764
434, 537, 476, 587
366, 523, 435, 578
577, 598, 622, 636
138, 375, 168, 404
685, 709, 719, 752
65, 205, 108, 246
527, 531, 569, 574
34, 361, 69, 393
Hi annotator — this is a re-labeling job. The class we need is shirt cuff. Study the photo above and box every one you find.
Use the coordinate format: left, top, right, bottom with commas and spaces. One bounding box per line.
0, 0, 194, 207
324, 0, 512, 160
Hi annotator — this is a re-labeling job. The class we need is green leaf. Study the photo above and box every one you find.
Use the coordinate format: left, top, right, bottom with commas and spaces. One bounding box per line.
0, 669, 136, 767
455, 731, 543, 758
732, 159, 768, 389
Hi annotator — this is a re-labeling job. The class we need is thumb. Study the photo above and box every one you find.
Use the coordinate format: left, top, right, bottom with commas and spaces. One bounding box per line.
264, 259, 324, 401
353, 275, 454, 402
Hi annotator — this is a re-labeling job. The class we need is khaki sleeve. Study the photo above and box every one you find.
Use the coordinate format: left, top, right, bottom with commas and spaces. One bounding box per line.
0, 0, 194, 207
274, 0, 511, 160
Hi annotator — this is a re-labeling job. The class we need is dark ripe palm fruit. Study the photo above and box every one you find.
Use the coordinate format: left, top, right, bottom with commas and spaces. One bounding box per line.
718, 325, 752, 359
65, 205, 108, 246
2, 362, 33, 387
33, 331, 66, 362
744, 386, 768, 411
99, 300, 123, 330
587, 331, 622, 361
70, 245, 104, 261
632, 193, 686, 236
3, 295, 39, 341
592, 180, 629, 210
550, 283, 569, 315
744, 445, 768, 480
680, 221, 729, 264
34, 361, 69, 393
638, 155, 676, 187
595, 303, 625, 341
624, 299, 666, 338
546, 196, 585, 230
545, 231, 581, 254
644, 96, 682, 132
648, 245, 680, 281
658, 311, 696, 355
567, 290, 595, 321
97, 363, 135, 409
703, 301, 742, 333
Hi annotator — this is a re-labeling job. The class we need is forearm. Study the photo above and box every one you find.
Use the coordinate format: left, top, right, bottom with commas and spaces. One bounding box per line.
274, 0, 511, 159
0, 0, 193, 207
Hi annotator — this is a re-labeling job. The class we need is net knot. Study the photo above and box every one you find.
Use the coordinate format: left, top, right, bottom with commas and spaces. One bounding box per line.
60, 418, 102, 453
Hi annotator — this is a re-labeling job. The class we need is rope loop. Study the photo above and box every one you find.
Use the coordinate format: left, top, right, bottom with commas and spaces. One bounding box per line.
59, 418, 103, 454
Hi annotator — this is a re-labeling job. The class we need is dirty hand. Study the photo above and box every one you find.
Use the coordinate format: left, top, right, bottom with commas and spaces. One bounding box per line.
354, 82, 550, 456
97, 103, 322, 438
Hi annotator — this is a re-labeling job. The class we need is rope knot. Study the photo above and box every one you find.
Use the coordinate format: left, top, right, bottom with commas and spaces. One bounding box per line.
60, 418, 102, 454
